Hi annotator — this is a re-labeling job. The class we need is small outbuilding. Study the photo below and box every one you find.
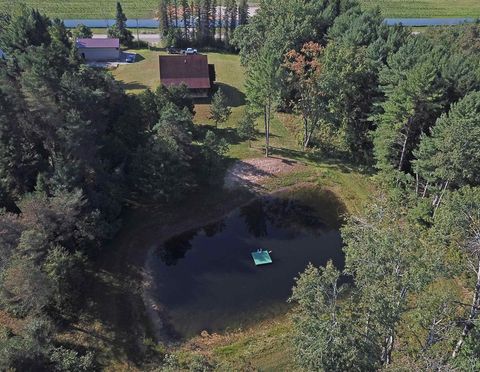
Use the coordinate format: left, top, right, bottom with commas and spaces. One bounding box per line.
0, 49, 5, 60
76, 38, 120, 62
159, 54, 215, 98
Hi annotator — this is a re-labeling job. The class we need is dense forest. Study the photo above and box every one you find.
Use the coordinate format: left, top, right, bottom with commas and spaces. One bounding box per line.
0, 5, 228, 370
0, 0, 480, 370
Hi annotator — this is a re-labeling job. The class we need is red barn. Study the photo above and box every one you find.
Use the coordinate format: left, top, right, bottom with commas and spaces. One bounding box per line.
159, 54, 215, 98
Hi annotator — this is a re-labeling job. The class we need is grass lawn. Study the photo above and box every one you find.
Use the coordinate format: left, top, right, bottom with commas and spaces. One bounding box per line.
360, 0, 480, 18
113, 49, 302, 160
111, 49, 161, 93
1, 0, 479, 18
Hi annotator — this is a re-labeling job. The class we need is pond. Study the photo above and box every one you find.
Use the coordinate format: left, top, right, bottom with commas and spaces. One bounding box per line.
149, 194, 345, 339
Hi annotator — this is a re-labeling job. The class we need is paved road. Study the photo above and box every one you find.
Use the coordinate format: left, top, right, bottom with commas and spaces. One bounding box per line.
93, 34, 161, 43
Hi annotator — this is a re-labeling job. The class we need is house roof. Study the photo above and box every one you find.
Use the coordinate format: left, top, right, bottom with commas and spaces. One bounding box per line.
76, 38, 120, 49
159, 55, 211, 90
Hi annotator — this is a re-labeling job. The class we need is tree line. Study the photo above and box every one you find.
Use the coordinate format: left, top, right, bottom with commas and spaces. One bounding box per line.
0, 5, 228, 370
233, 0, 480, 369
158, 0, 249, 48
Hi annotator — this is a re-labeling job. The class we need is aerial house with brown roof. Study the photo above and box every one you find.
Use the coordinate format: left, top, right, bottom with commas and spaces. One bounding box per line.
159, 54, 215, 98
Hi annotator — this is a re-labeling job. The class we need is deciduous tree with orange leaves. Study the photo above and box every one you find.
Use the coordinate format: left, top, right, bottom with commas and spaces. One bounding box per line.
284, 42, 330, 150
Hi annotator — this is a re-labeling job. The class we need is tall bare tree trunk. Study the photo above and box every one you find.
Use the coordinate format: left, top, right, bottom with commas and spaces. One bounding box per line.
398, 117, 412, 172
422, 181, 429, 198
453, 258, 480, 358
382, 333, 394, 365
218, 2, 222, 41
174, 0, 178, 27
264, 105, 268, 157
265, 99, 271, 157
433, 180, 449, 217
303, 116, 309, 150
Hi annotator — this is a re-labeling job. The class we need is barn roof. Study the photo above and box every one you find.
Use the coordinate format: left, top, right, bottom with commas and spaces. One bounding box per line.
76, 38, 120, 49
159, 55, 211, 90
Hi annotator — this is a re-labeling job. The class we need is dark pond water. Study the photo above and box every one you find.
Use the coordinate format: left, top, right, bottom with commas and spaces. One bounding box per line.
150, 195, 344, 339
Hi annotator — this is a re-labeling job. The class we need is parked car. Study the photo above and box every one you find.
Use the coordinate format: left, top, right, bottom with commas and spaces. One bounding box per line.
167, 46, 181, 54
125, 54, 135, 63
184, 48, 198, 55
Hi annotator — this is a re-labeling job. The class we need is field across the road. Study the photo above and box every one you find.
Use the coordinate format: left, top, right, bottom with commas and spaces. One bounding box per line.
1, 0, 479, 19
361, 0, 480, 18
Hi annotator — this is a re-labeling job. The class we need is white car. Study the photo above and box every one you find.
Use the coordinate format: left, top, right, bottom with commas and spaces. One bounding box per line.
184, 48, 198, 55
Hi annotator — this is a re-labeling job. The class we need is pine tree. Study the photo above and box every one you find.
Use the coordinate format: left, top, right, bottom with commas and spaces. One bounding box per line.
210, 0, 217, 43
245, 48, 280, 157
414, 91, 480, 190
373, 62, 443, 175
237, 110, 256, 147
181, 0, 190, 39
238, 0, 248, 26
71, 24, 92, 39
108, 2, 134, 46
158, 0, 170, 37
209, 88, 231, 127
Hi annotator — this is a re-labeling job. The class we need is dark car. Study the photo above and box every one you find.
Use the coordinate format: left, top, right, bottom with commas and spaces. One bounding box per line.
167, 46, 182, 54
125, 55, 136, 63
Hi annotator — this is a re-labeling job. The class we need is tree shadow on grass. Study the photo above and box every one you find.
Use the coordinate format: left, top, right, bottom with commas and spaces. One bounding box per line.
197, 125, 280, 147
119, 80, 149, 91
270, 147, 374, 175
194, 83, 246, 108
215, 82, 246, 107
134, 53, 146, 62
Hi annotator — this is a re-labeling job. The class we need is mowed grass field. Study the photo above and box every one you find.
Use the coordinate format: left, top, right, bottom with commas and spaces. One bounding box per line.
1, 0, 479, 18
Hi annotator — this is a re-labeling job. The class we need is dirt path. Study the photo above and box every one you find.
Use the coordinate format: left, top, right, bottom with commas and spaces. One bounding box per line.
224, 156, 301, 192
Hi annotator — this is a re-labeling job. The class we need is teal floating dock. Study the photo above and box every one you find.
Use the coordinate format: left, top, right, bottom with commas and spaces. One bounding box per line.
251, 250, 273, 266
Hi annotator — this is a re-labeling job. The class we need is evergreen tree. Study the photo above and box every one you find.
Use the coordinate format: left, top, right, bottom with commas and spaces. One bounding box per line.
245, 47, 280, 157
414, 91, 480, 191
237, 111, 256, 147
181, 0, 190, 39
158, 0, 170, 38
238, 0, 248, 26
209, 88, 231, 127
201, 130, 229, 181
373, 62, 444, 175
71, 24, 92, 39
108, 2, 134, 46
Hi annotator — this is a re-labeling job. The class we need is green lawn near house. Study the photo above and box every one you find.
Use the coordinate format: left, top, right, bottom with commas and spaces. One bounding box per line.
113, 50, 304, 160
